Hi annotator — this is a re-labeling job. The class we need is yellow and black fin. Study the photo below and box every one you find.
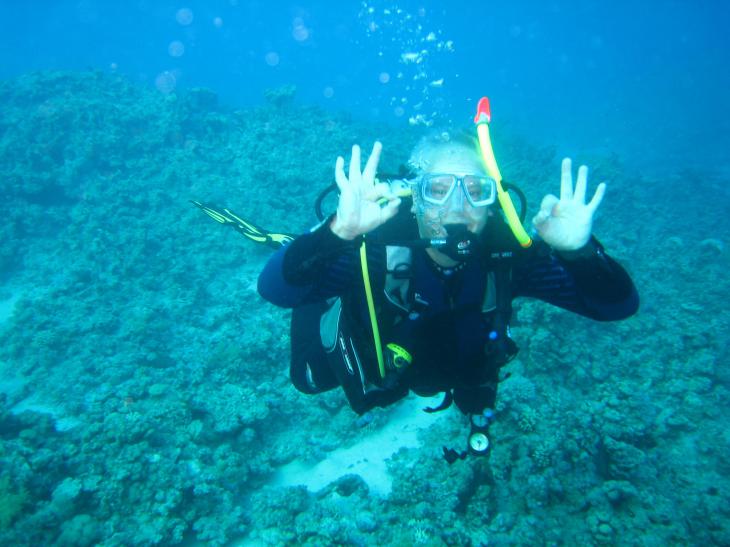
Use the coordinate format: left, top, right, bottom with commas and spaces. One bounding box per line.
191, 200, 295, 249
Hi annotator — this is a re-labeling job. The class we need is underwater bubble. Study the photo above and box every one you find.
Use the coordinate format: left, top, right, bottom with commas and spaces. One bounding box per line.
358, 3, 454, 128
379, 72, 390, 84
323, 86, 334, 98
292, 26, 309, 41
155, 71, 177, 94
292, 18, 310, 42
213, 16, 223, 28
109, 62, 118, 71
175, 8, 193, 26
401, 52, 420, 64
264, 52, 280, 66
168, 40, 185, 58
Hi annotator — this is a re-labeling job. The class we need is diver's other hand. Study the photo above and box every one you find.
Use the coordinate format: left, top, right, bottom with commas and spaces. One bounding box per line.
532, 157, 606, 251
330, 141, 401, 240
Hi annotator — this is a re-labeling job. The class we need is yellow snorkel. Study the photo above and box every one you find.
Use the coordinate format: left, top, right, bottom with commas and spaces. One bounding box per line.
474, 97, 532, 248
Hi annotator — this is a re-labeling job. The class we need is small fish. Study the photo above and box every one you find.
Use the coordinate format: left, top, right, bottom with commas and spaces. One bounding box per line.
429, 78, 444, 88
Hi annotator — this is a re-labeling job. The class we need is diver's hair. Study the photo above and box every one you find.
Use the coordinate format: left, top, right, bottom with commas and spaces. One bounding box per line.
407, 129, 481, 174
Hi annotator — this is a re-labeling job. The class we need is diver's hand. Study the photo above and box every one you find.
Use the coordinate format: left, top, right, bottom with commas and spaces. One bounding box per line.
330, 141, 401, 240
532, 158, 606, 251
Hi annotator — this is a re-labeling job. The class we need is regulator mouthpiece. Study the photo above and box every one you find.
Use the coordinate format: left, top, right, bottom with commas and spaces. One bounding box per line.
439, 224, 479, 261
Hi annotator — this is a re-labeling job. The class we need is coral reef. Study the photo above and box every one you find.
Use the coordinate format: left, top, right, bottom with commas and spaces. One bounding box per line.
0, 476, 27, 530
0, 69, 728, 545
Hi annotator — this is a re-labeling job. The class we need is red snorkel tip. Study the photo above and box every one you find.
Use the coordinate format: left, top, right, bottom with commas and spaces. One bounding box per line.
474, 96, 491, 124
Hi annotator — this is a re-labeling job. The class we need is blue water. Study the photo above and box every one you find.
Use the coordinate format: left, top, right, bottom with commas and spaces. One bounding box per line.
1, 2, 729, 546
2, 1, 728, 174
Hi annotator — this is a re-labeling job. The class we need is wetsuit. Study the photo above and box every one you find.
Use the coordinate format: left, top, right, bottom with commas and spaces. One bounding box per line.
258, 214, 639, 415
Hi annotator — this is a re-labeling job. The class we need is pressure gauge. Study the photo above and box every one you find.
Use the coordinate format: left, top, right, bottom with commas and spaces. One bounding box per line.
468, 432, 490, 454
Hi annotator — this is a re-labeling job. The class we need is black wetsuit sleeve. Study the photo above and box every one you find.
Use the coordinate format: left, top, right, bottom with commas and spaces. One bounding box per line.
281, 218, 360, 284
512, 237, 639, 321
257, 218, 361, 308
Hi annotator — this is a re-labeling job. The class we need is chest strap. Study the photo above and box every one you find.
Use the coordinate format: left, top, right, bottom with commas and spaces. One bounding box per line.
383, 246, 505, 316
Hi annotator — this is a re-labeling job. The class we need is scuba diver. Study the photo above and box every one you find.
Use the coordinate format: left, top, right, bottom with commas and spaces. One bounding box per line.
202, 98, 639, 460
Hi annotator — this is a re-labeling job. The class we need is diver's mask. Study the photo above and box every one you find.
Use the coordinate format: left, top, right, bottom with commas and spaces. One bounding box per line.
415, 173, 495, 262
420, 173, 497, 208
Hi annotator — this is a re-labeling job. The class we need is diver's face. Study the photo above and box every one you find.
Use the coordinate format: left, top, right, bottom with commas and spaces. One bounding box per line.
414, 154, 490, 239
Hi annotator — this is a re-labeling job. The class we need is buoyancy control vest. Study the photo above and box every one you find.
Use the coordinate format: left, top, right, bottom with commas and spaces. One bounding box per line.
311, 212, 522, 415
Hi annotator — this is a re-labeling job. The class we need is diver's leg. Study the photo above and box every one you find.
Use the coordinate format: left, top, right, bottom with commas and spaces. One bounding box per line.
290, 303, 338, 394
453, 363, 499, 414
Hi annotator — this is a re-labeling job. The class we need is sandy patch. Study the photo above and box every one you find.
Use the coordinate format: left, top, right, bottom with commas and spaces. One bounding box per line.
271, 394, 452, 497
